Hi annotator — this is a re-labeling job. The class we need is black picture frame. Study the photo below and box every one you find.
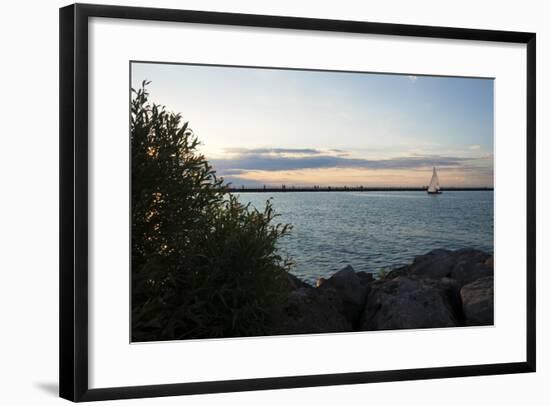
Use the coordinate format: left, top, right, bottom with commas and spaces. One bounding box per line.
59, 3, 536, 402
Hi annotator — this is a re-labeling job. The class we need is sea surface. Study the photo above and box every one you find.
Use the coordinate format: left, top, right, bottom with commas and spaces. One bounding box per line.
236, 191, 494, 285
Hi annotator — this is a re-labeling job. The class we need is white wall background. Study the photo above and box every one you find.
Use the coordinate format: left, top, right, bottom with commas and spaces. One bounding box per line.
0, 0, 546, 404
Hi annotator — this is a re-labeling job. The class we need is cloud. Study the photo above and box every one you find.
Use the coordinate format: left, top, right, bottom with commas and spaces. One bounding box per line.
210, 147, 476, 175
224, 147, 321, 155
469, 144, 482, 150
327, 148, 350, 156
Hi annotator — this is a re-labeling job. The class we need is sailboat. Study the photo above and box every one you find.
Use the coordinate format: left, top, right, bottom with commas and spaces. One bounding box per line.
427, 167, 442, 194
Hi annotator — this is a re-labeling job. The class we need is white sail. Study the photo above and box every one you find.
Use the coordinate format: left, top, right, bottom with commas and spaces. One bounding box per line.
427, 167, 440, 193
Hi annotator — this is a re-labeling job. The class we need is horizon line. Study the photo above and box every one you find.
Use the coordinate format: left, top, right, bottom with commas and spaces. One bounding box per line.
226, 186, 494, 192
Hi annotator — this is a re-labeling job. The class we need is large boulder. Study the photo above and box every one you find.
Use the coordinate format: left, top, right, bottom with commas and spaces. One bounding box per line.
317, 265, 371, 325
460, 276, 494, 326
407, 249, 456, 279
392, 249, 493, 287
269, 287, 352, 335
360, 276, 459, 330
451, 249, 493, 286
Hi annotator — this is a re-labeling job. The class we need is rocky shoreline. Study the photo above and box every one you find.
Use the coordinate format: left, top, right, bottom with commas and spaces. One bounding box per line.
270, 248, 494, 335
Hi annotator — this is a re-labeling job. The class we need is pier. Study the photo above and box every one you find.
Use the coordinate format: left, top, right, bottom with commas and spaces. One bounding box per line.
227, 186, 494, 193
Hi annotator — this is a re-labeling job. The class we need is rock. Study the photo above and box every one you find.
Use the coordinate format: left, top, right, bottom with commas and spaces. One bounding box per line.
460, 276, 494, 326
360, 276, 459, 330
405, 248, 492, 286
451, 249, 493, 285
269, 287, 352, 335
286, 272, 312, 290
319, 265, 368, 306
274, 249, 493, 335
318, 265, 371, 326
384, 264, 409, 280
408, 249, 456, 279
356, 271, 375, 285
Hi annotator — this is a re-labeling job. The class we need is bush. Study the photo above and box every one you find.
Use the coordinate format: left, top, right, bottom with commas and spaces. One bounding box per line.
131, 82, 292, 341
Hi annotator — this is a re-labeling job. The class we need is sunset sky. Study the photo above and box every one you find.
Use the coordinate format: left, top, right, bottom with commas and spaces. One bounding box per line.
131, 62, 494, 187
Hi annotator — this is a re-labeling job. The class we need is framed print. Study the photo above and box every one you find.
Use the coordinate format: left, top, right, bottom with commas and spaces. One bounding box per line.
59, 3, 536, 402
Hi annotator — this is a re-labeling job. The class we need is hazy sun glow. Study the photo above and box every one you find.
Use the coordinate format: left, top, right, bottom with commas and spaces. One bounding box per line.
232, 166, 491, 188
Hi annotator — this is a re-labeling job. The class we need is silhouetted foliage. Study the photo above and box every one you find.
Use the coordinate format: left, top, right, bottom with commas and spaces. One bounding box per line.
131, 82, 292, 341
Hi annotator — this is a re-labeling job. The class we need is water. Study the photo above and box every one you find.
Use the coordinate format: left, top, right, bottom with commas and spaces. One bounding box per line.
236, 191, 493, 285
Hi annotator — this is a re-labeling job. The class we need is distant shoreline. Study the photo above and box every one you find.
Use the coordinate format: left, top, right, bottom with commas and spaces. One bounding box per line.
228, 186, 494, 193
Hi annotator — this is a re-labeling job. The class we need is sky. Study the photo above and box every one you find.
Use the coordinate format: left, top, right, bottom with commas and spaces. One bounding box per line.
131, 62, 494, 188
